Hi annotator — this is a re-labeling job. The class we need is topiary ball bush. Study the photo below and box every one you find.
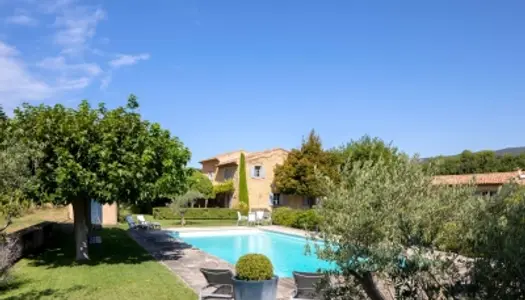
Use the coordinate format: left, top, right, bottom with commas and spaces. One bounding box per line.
235, 253, 274, 281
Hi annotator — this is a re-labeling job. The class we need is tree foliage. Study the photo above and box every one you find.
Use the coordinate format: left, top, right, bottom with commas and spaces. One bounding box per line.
274, 130, 338, 198
425, 150, 525, 175
9, 95, 191, 260
0, 118, 40, 233
330, 135, 403, 175
0, 105, 7, 122
314, 156, 477, 299
213, 180, 234, 195
238, 152, 249, 207
466, 184, 525, 298
169, 190, 203, 226
188, 170, 214, 199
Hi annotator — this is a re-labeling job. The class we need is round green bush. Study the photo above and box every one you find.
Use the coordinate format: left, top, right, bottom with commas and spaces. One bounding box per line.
272, 207, 299, 227
235, 254, 274, 281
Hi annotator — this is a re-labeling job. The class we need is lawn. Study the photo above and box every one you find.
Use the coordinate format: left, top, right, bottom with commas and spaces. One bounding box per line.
1, 226, 197, 300
3, 207, 69, 234
128, 214, 237, 228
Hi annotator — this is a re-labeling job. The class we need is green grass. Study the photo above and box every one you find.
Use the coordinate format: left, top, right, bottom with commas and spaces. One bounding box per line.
1, 226, 197, 300
126, 214, 237, 228
3, 207, 69, 234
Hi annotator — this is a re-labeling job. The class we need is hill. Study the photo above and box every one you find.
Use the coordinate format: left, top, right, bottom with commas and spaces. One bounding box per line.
494, 147, 525, 156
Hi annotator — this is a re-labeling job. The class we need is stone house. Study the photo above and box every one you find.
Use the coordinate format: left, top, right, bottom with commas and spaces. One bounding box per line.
67, 201, 118, 225
432, 170, 525, 196
199, 148, 307, 210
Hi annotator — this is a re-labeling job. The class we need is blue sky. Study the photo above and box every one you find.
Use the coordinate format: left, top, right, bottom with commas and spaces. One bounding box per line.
1, 0, 524, 166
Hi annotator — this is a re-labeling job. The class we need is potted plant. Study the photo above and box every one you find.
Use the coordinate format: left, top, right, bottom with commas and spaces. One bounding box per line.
232, 253, 278, 300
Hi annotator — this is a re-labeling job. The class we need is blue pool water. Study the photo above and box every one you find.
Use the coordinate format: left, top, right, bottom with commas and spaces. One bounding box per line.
172, 230, 333, 277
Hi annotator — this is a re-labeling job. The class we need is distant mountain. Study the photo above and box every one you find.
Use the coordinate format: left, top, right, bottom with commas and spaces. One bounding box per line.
494, 147, 525, 156
423, 147, 525, 161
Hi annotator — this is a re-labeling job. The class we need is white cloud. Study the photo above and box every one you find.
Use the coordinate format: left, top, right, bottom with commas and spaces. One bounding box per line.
101, 53, 150, 89
100, 72, 112, 89
5, 14, 38, 26
0, 41, 53, 108
37, 56, 102, 76
109, 53, 150, 68
0, 1, 150, 100
53, 7, 106, 55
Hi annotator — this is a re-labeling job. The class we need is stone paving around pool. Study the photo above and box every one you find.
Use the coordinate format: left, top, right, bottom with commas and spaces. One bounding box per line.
128, 226, 302, 300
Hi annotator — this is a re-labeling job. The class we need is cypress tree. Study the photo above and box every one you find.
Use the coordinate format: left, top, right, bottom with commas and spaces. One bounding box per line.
238, 152, 249, 208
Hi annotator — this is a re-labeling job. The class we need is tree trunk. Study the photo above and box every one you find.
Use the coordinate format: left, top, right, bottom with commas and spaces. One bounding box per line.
84, 198, 92, 237
359, 273, 388, 300
204, 199, 208, 208
72, 198, 89, 261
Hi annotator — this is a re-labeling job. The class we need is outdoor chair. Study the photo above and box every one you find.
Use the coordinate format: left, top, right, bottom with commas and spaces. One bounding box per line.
236, 211, 247, 226
247, 212, 257, 226
199, 268, 234, 300
125, 215, 140, 230
255, 211, 265, 225
263, 211, 272, 225
290, 271, 326, 300
137, 214, 161, 230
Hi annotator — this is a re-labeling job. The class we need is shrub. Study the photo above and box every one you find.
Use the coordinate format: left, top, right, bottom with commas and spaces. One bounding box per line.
235, 254, 274, 281
233, 202, 249, 216
152, 207, 238, 220
294, 209, 320, 230
213, 180, 234, 195
272, 207, 299, 227
272, 207, 320, 230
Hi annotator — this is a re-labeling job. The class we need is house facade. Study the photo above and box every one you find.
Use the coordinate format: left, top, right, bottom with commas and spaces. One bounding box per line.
67, 201, 118, 225
199, 148, 307, 210
432, 170, 525, 196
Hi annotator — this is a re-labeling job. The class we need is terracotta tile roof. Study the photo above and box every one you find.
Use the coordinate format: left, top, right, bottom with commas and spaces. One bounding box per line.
207, 148, 289, 166
199, 150, 248, 163
432, 171, 524, 185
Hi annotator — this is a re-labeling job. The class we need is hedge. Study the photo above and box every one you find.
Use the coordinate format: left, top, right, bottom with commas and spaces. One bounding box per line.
153, 207, 238, 220
272, 207, 320, 230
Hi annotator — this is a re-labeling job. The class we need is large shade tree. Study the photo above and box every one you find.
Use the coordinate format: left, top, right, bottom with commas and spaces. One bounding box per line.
10, 95, 191, 260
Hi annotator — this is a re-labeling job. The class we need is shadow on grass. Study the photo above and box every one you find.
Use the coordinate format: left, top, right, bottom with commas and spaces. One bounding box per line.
1, 285, 85, 300
27, 225, 157, 268
0, 277, 31, 292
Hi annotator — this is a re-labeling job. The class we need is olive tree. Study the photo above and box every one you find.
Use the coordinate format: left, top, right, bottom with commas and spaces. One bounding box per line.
466, 183, 525, 298
169, 190, 203, 226
10, 95, 191, 260
313, 156, 476, 299
0, 121, 39, 283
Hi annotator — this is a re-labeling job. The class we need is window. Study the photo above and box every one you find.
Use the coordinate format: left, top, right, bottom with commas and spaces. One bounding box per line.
272, 193, 281, 206
254, 166, 261, 178
252, 165, 265, 178
224, 168, 234, 180
207, 172, 213, 180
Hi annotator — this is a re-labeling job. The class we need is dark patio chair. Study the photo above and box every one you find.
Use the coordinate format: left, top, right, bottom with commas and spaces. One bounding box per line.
199, 268, 234, 300
291, 271, 326, 299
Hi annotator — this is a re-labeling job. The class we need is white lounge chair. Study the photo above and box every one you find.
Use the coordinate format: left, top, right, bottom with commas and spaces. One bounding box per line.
263, 211, 272, 225
255, 211, 264, 225
237, 211, 247, 226
247, 212, 256, 226
125, 215, 140, 230
137, 214, 161, 230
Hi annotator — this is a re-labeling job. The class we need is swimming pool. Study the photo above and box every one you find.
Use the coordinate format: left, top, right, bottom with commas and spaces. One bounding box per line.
171, 229, 333, 277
